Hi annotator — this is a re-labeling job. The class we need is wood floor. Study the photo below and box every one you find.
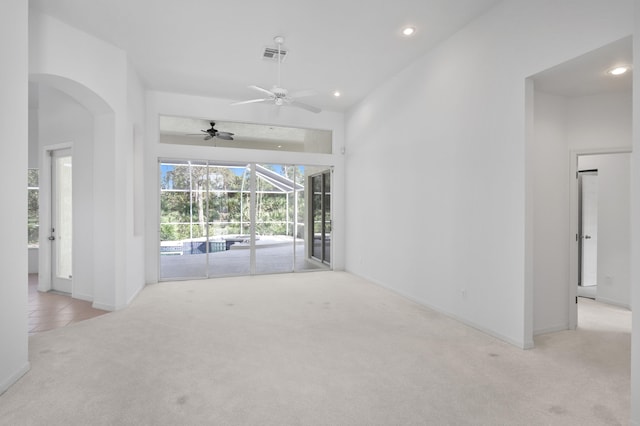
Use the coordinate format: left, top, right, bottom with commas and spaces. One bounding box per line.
28, 274, 108, 334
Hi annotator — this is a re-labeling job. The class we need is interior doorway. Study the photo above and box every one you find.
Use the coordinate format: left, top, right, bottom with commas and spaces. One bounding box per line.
570, 151, 631, 328
50, 148, 73, 293
578, 170, 598, 298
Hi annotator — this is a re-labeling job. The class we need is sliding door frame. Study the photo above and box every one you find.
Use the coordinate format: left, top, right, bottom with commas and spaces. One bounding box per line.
158, 159, 332, 280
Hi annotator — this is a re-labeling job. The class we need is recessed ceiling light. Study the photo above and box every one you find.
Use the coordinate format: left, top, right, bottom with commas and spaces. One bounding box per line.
608, 66, 630, 76
402, 26, 416, 36
333, 91, 341, 97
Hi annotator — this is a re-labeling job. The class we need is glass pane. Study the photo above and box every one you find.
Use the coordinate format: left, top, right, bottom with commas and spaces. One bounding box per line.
207, 164, 251, 277
28, 169, 39, 248
159, 116, 332, 154
160, 160, 332, 279
311, 174, 323, 260
55, 156, 72, 279
255, 164, 296, 275
159, 161, 207, 279
323, 172, 331, 263
28, 168, 39, 187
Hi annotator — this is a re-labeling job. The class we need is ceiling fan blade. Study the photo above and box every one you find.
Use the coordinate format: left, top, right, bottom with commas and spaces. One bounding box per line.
288, 89, 317, 98
217, 134, 234, 140
231, 98, 270, 106
248, 85, 275, 97
204, 135, 213, 141
289, 100, 322, 113
217, 132, 234, 137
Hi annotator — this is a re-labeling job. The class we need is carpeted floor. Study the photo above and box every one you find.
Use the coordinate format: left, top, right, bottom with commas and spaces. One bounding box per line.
0, 272, 631, 425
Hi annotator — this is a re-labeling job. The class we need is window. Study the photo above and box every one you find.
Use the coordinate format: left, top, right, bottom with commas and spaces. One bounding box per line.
28, 169, 39, 248
159, 115, 333, 154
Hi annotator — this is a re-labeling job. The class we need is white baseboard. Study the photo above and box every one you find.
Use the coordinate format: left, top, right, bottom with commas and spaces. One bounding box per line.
73, 292, 93, 303
533, 324, 569, 336
91, 302, 115, 312
346, 269, 533, 350
595, 297, 631, 310
126, 283, 145, 306
92, 283, 145, 312
0, 362, 30, 396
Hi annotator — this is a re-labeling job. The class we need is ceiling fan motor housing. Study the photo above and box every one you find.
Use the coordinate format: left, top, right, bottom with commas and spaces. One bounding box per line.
272, 87, 288, 98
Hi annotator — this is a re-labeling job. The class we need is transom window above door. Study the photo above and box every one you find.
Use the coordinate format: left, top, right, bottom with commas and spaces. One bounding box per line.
159, 115, 332, 154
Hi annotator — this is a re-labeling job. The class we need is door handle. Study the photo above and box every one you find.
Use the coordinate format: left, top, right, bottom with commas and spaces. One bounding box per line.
48, 236, 55, 241
584, 235, 592, 239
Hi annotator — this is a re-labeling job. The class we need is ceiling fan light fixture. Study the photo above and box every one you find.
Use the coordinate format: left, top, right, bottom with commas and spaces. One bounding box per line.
333, 90, 341, 97
232, 35, 322, 113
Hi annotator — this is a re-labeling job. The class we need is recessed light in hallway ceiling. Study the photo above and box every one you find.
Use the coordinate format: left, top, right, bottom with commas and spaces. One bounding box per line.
608, 66, 630, 76
402, 26, 416, 36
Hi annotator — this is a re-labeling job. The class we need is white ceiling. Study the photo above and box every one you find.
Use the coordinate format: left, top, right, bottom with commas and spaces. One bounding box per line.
29, 0, 501, 112
532, 36, 632, 98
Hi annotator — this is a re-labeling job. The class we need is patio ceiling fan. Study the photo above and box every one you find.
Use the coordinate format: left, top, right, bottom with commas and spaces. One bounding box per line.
187, 122, 234, 141
231, 36, 321, 113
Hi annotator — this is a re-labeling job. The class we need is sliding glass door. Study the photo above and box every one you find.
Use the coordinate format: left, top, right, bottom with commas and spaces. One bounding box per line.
206, 164, 251, 277
310, 170, 331, 265
160, 161, 209, 279
159, 160, 332, 280
254, 164, 303, 275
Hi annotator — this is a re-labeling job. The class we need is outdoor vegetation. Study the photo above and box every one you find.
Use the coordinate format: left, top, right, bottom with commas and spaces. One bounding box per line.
160, 163, 304, 243
28, 169, 39, 247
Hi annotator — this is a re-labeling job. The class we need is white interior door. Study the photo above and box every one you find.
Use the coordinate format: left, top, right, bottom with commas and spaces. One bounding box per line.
51, 149, 73, 293
580, 173, 598, 287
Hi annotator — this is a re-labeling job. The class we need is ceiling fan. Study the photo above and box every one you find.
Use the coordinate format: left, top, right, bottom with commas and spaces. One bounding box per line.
188, 122, 234, 140
232, 36, 321, 113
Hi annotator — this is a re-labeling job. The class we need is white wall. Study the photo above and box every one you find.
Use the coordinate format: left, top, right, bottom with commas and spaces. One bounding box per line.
125, 64, 147, 304
29, 13, 146, 310
567, 93, 633, 150
345, 0, 633, 349
144, 91, 345, 284
630, 4, 640, 422
0, 0, 29, 393
531, 92, 570, 334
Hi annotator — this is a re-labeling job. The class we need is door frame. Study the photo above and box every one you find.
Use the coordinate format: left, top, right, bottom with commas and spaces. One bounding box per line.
568, 147, 630, 329
308, 169, 332, 266
38, 143, 73, 293
578, 170, 598, 288
157, 160, 333, 280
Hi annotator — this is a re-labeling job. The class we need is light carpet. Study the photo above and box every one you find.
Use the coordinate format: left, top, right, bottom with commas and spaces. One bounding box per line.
0, 272, 631, 425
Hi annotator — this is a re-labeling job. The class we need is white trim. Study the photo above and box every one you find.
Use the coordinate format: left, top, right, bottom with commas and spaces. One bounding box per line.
126, 282, 145, 306
351, 270, 534, 350
73, 292, 93, 303
0, 362, 30, 396
533, 324, 569, 336
92, 302, 115, 312
568, 147, 632, 330
595, 296, 631, 310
